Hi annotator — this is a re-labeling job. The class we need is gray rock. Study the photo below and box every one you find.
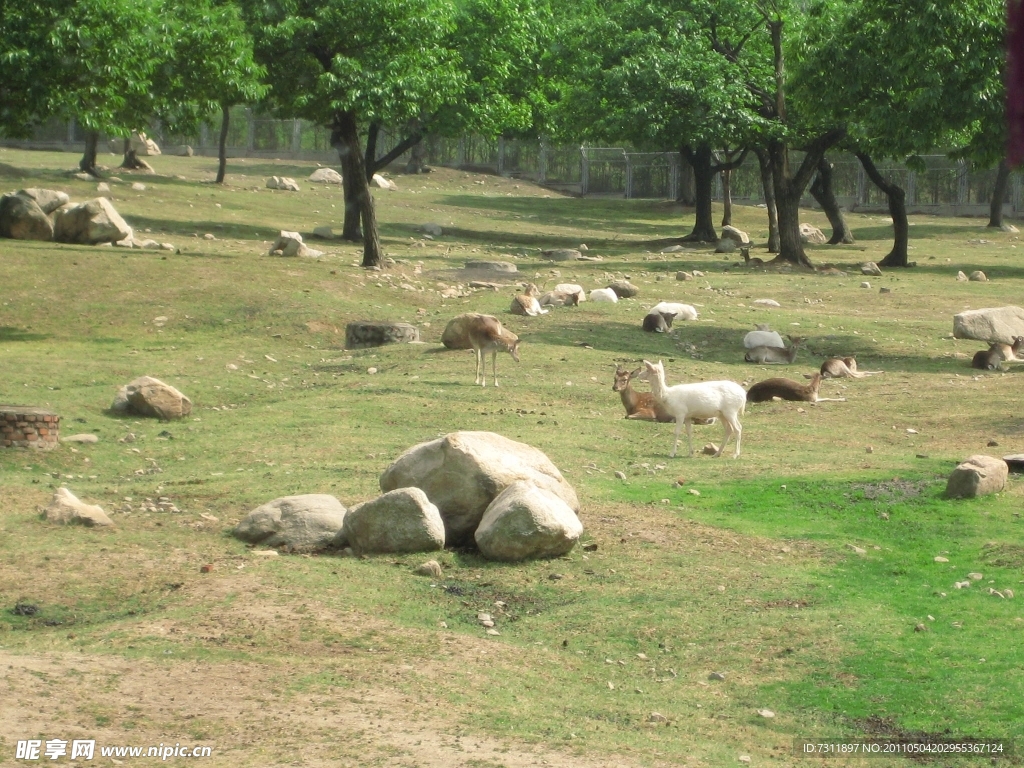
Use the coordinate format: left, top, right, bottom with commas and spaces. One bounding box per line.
540, 248, 582, 261
676, 271, 694, 281
53, 197, 131, 244
341, 487, 445, 554
957, 270, 968, 281
312, 225, 336, 239
946, 455, 1008, 498
475, 481, 582, 561
309, 168, 342, 184
414, 559, 443, 577
715, 238, 737, 253
720, 225, 750, 245
442, 312, 490, 349
112, 375, 192, 419
17, 188, 70, 214
608, 280, 639, 298
268, 230, 311, 257
422, 223, 443, 236
43, 488, 113, 527
61, 434, 99, 444
661, 245, 685, 253
234, 494, 347, 552
96, 182, 111, 197
969, 270, 988, 282
345, 321, 420, 349
861, 261, 882, 276
799, 223, 828, 244
380, 431, 579, 546
1002, 454, 1024, 473
266, 176, 300, 191
953, 306, 1024, 344
752, 299, 780, 307
0, 193, 53, 241
464, 260, 517, 274
131, 182, 146, 191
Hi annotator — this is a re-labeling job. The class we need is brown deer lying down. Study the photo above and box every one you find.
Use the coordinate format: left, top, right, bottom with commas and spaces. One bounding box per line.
746, 373, 846, 403
612, 365, 715, 424
642, 311, 676, 333
972, 348, 1003, 370
510, 283, 548, 316
819, 356, 883, 378
539, 289, 581, 307
466, 315, 520, 386
745, 336, 803, 364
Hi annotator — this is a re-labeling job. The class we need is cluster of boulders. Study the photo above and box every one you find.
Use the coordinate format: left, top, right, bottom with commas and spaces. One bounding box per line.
0, 188, 131, 245
268, 230, 323, 258
232, 432, 583, 562
266, 176, 300, 191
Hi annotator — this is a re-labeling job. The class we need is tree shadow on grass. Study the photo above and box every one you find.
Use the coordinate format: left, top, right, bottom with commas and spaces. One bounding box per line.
0, 326, 50, 342
124, 216, 283, 242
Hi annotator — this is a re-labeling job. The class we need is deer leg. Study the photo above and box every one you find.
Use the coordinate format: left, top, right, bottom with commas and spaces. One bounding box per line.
685, 420, 695, 457
670, 422, 681, 458
492, 349, 499, 387
475, 349, 483, 385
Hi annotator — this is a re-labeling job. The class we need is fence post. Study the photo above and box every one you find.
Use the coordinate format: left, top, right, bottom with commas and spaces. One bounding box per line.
291, 119, 302, 155
67, 118, 76, 144
668, 153, 679, 201
497, 137, 505, 176
538, 136, 548, 183
856, 164, 866, 206
579, 146, 587, 195
456, 137, 466, 169
625, 154, 633, 199
1013, 171, 1022, 214
906, 171, 916, 206
199, 122, 209, 149
245, 108, 255, 153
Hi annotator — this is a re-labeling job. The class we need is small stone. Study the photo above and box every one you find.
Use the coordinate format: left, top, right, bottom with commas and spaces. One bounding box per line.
131, 182, 146, 191
367, 367, 378, 374
676, 271, 693, 280
648, 712, 668, 723
967, 572, 983, 580
934, 556, 949, 563
987, 439, 999, 447
906, 428, 918, 434
709, 671, 726, 681
486, 628, 500, 636
847, 544, 867, 555
607, 681, 615, 690
1006, 589, 1015, 598
662, 245, 685, 253
866, 446, 874, 453
414, 560, 443, 578
702, 443, 719, 455
956, 270, 968, 281
614, 471, 626, 480
757, 708, 775, 718
204, 233, 216, 240
200, 564, 214, 573
582, 542, 598, 551
688, 488, 701, 496
62, 434, 99, 444
753, 299, 780, 307
637, 652, 648, 661
477, 612, 492, 622
969, 270, 988, 282
879, 287, 891, 294
251, 550, 279, 557
739, 757, 751, 764
549, 573, 564, 580
914, 623, 927, 632
860, 281, 871, 288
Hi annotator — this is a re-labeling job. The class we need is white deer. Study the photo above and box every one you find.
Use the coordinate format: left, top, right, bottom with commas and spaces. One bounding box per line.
638, 360, 746, 458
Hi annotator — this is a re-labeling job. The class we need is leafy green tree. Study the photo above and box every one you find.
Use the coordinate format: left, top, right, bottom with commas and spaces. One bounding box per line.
249, 0, 462, 267
0, 3, 56, 138
161, 0, 267, 183
794, 0, 1005, 266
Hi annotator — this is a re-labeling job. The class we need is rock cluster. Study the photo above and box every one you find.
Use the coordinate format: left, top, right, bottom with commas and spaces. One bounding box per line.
0, 188, 131, 245
268, 230, 323, 258
266, 176, 300, 191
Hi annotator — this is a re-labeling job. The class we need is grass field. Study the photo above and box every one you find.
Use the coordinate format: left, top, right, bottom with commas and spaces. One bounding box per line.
1, 146, 1022, 767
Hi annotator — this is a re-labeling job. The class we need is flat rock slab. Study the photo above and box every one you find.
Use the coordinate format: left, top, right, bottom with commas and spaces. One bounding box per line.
1003, 454, 1024, 472
541, 248, 581, 261
953, 306, 1024, 344
463, 260, 517, 274
346, 321, 420, 349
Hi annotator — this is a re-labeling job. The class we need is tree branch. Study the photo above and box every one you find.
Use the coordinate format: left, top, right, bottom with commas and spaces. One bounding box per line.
791, 127, 846, 192
369, 131, 424, 175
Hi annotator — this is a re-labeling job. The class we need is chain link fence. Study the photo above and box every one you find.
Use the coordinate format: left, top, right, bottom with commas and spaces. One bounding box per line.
4, 112, 1019, 214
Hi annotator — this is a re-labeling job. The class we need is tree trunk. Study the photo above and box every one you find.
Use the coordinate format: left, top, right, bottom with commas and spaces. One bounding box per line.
681, 144, 718, 242
677, 148, 695, 205
988, 158, 1011, 228
364, 122, 380, 180
767, 140, 814, 268
405, 139, 428, 174
721, 168, 733, 227
332, 111, 381, 268
337, 143, 361, 241
79, 130, 100, 176
856, 152, 910, 267
216, 104, 230, 184
810, 155, 854, 244
754, 148, 780, 253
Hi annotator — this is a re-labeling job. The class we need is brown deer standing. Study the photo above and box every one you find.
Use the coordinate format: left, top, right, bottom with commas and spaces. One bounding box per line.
465, 316, 520, 386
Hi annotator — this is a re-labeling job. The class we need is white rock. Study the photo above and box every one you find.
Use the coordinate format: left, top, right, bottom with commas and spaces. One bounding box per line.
268, 230, 309, 257
649, 301, 698, 321
799, 223, 827, 244
43, 488, 113, 527
266, 176, 300, 192
53, 197, 131, 245
234, 494, 347, 552
861, 261, 882, 276
554, 283, 586, 301
860, 281, 871, 289
720, 225, 750, 245
953, 306, 1024, 343
371, 173, 396, 190
752, 299, 780, 307
589, 287, 618, 303
131, 182, 147, 191
309, 168, 342, 184
422, 223, 443, 237
111, 375, 192, 419
61, 434, 99, 444
743, 329, 785, 349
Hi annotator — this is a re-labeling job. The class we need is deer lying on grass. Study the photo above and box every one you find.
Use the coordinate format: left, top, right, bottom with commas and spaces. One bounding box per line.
511, 283, 548, 316
745, 336, 803, 364
642, 311, 676, 333
972, 348, 1003, 370
989, 336, 1024, 362
638, 360, 745, 458
746, 373, 846, 403
613, 366, 717, 424
466, 315, 520, 386
819, 356, 883, 378
743, 324, 785, 349
539, 289, 581, 307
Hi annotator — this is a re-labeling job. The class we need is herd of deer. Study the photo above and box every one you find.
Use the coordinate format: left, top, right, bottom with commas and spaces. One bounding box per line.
457, 288, 1016, 458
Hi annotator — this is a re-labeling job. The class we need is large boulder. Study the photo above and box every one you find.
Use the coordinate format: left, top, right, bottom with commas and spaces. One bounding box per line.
799, 223, 828, 245
464, 260, 517, 274
18, 188, 70, 214
608, 280, 639, 298
946, 455, 1008, 499
53, 197, 131, 244
341, 487, 445, 554
0, 193, 53, 241
442, 313, 489, 349
43, 488, 113, 527
475, 481, 582, 561
953, 306, 1024, 344
379, 431, 579, 546
309, 168, 342, 184
111, 376, 192, 420
268, 230, 322, 258
266, 176, 300, 192
540, 248, 582, 261
233, 494, 346, 552
345, 321, 420, 349
720, 225, 750, 245
130, 131, 161, 156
